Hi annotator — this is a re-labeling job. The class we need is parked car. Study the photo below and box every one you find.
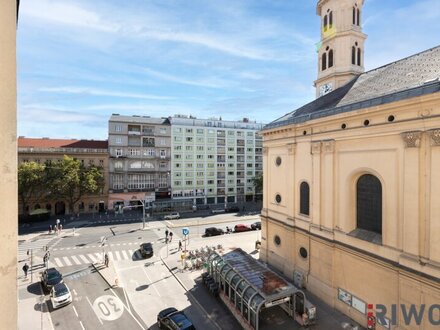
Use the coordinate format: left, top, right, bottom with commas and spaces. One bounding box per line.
211, 208, 225, 214
164, 212, 180, 220
41, 268, 63, 293
140, 242, 154, 258
50, 283, 72, 309
234, 224, 252, 233
204, 227, 224, 237
225, 206, 240, 213
251, 221, 261, 230
157, 307, 196, 330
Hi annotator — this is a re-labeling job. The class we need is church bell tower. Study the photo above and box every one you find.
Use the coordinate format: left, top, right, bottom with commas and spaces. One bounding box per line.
314, 0, 367, 98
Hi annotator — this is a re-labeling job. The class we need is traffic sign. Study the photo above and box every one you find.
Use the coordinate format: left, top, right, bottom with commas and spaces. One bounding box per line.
182, 227, 189, 236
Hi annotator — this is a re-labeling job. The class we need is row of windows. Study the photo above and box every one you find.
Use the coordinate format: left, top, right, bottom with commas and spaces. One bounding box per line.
273, 174, 382, 235
21, 158, 104, 166
114, 124, 168, 135
174, 127, 255, 137
173, 145, 258, 152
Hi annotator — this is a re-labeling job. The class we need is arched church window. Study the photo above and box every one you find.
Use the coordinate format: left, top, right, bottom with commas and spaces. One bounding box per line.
357, 9, 360, 26
328, 49, 334, 68
352, 46, 356, 65
323, 15, 328, 31
353, 7, 356, 25
357, 174, 382, 234
357, 48, 361, 66
299, 182, 310, 216
329, 11, 333, 28
322, 52, 327, 71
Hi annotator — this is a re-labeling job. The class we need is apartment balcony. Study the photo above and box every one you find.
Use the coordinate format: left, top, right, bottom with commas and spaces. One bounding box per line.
237, 140, 245, 146
217, 189, 225, 195
255, 164, 263, 170
237, 164, 244, 170
217, 156, 226, 162
217, 173, 225, 179
237, 148, 245, 154
237, 157, 245, 162
217, 183, 225, 188
217, 132, 226, 138
237, 174, 244, 178
217, 140, 225, 146
237, 182, 245, 187
142, 128, 155, 135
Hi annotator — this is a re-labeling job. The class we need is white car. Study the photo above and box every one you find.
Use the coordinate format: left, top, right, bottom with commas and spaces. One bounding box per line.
50, 283, 72, 309
164, 212, 180, 220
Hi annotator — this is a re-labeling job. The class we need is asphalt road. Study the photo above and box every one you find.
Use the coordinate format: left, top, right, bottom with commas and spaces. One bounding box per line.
48, 265, 147, 330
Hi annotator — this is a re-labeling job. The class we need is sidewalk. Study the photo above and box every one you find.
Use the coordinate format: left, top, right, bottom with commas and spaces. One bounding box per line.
18, 255, 53, 330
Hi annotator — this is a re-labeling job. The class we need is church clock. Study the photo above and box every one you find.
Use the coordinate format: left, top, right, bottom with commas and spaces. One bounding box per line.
319, 82, 333, 96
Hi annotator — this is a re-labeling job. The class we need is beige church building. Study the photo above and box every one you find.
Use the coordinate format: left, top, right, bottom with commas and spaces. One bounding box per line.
261, 0, 440, 329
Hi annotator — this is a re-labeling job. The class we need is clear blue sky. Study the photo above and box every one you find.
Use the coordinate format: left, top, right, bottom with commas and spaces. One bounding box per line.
17, 0, 440, 140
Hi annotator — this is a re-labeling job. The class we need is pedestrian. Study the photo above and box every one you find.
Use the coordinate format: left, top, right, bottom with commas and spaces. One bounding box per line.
165, 229, 169, 240
104, 253, 109, 267
59, 224, 63, 232
169, 232, 173, 242
49, 225, 52, 234
178, 240, 182, 251
22, 263, 29, 278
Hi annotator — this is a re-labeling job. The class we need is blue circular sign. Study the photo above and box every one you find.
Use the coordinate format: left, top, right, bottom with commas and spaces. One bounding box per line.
182, 228, 189, 236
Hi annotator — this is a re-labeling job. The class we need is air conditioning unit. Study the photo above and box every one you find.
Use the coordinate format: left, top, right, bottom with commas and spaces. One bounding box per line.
294, 270, 305, 288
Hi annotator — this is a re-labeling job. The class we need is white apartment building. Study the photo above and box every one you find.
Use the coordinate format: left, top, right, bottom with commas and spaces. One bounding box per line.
169, 115, 263, 206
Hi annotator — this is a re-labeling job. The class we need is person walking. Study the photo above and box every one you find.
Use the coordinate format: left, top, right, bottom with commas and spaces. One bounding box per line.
104, 253, 109, 267
169, 232, 173, 242
178, 240, 182, 251
22, 263, 29, 278
165, 229, 169, 243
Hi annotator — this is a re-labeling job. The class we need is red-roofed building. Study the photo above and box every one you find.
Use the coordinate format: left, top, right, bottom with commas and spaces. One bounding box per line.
18, 137, 109, 216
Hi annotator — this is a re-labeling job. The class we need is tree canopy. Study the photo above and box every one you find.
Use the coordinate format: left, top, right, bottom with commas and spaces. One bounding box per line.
18, 155, 105, 215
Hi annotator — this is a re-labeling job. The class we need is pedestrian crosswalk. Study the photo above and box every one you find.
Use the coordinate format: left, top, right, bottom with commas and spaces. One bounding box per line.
50, 248, 149, 268
18, 237, 59, 262
52, 241, 147, 251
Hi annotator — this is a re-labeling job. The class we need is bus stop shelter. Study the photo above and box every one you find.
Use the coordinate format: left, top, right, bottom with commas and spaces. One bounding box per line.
206, 248, 316, 329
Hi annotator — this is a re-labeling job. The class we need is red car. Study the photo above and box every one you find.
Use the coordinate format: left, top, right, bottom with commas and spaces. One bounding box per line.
234, 224, 252, 233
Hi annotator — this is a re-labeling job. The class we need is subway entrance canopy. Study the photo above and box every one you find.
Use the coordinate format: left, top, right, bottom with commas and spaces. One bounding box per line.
206, 248, 316, 329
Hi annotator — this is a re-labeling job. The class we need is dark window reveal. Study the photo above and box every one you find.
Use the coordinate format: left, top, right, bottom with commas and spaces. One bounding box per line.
352, 46, 356, 65
300, 182, 310, 216
274, 235, 281, 246
328, 49, 334, 68
322, 53, 327, 71
357, 174, 382, 234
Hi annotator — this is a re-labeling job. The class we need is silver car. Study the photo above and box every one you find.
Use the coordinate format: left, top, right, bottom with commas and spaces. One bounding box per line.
164, 212, 180, 220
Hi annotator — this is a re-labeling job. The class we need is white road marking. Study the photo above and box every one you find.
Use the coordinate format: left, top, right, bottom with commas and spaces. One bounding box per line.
115, 251, 121, 261
71, 255, 81, 265
72, 289, 77, 296
79, 320, 85, 330
54, 257, 63, 267
128, 250, 134, 257
95, 253, 102, 263
86, 296, 103, 325
87, 254, 97, 263
108, 251, 114, 261
108, 287, 146, 330
79, 254, 89, 264
141, 267, 160, 296
121, 250, 129, 260
63, 256, 72, 266
72, 305, 79, 317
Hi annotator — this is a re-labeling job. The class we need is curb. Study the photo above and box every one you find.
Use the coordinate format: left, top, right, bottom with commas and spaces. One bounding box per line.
165, 214, 261, 229
159, 249, 223, 330
91, 262, 119, 288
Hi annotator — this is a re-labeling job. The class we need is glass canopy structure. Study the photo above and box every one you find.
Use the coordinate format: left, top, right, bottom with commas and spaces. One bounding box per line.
207, 248, 315, 329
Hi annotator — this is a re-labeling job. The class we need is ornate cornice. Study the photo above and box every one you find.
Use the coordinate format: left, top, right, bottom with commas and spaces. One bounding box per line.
401, 131, 422, 148
311, 141, 321, 155
428, 129, 440, 146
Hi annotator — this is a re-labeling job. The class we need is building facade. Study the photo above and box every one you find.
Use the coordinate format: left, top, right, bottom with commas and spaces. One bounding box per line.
169, 115, 263, 206
0, 1, 17, 327
261, 1, 440, 329
18, 137, 109, 215
108, 115, 171, 209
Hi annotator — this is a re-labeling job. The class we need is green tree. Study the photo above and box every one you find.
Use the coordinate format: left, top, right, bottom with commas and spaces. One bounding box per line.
47, 155, 104, 213
18, 161, 46, 215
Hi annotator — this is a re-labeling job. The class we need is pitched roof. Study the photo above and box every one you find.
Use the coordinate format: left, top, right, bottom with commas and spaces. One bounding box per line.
18, 137, 108, 149
265, 45, 440, 130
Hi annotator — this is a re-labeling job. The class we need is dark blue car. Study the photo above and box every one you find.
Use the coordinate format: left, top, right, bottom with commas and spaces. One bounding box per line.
157, 307, 196, 330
